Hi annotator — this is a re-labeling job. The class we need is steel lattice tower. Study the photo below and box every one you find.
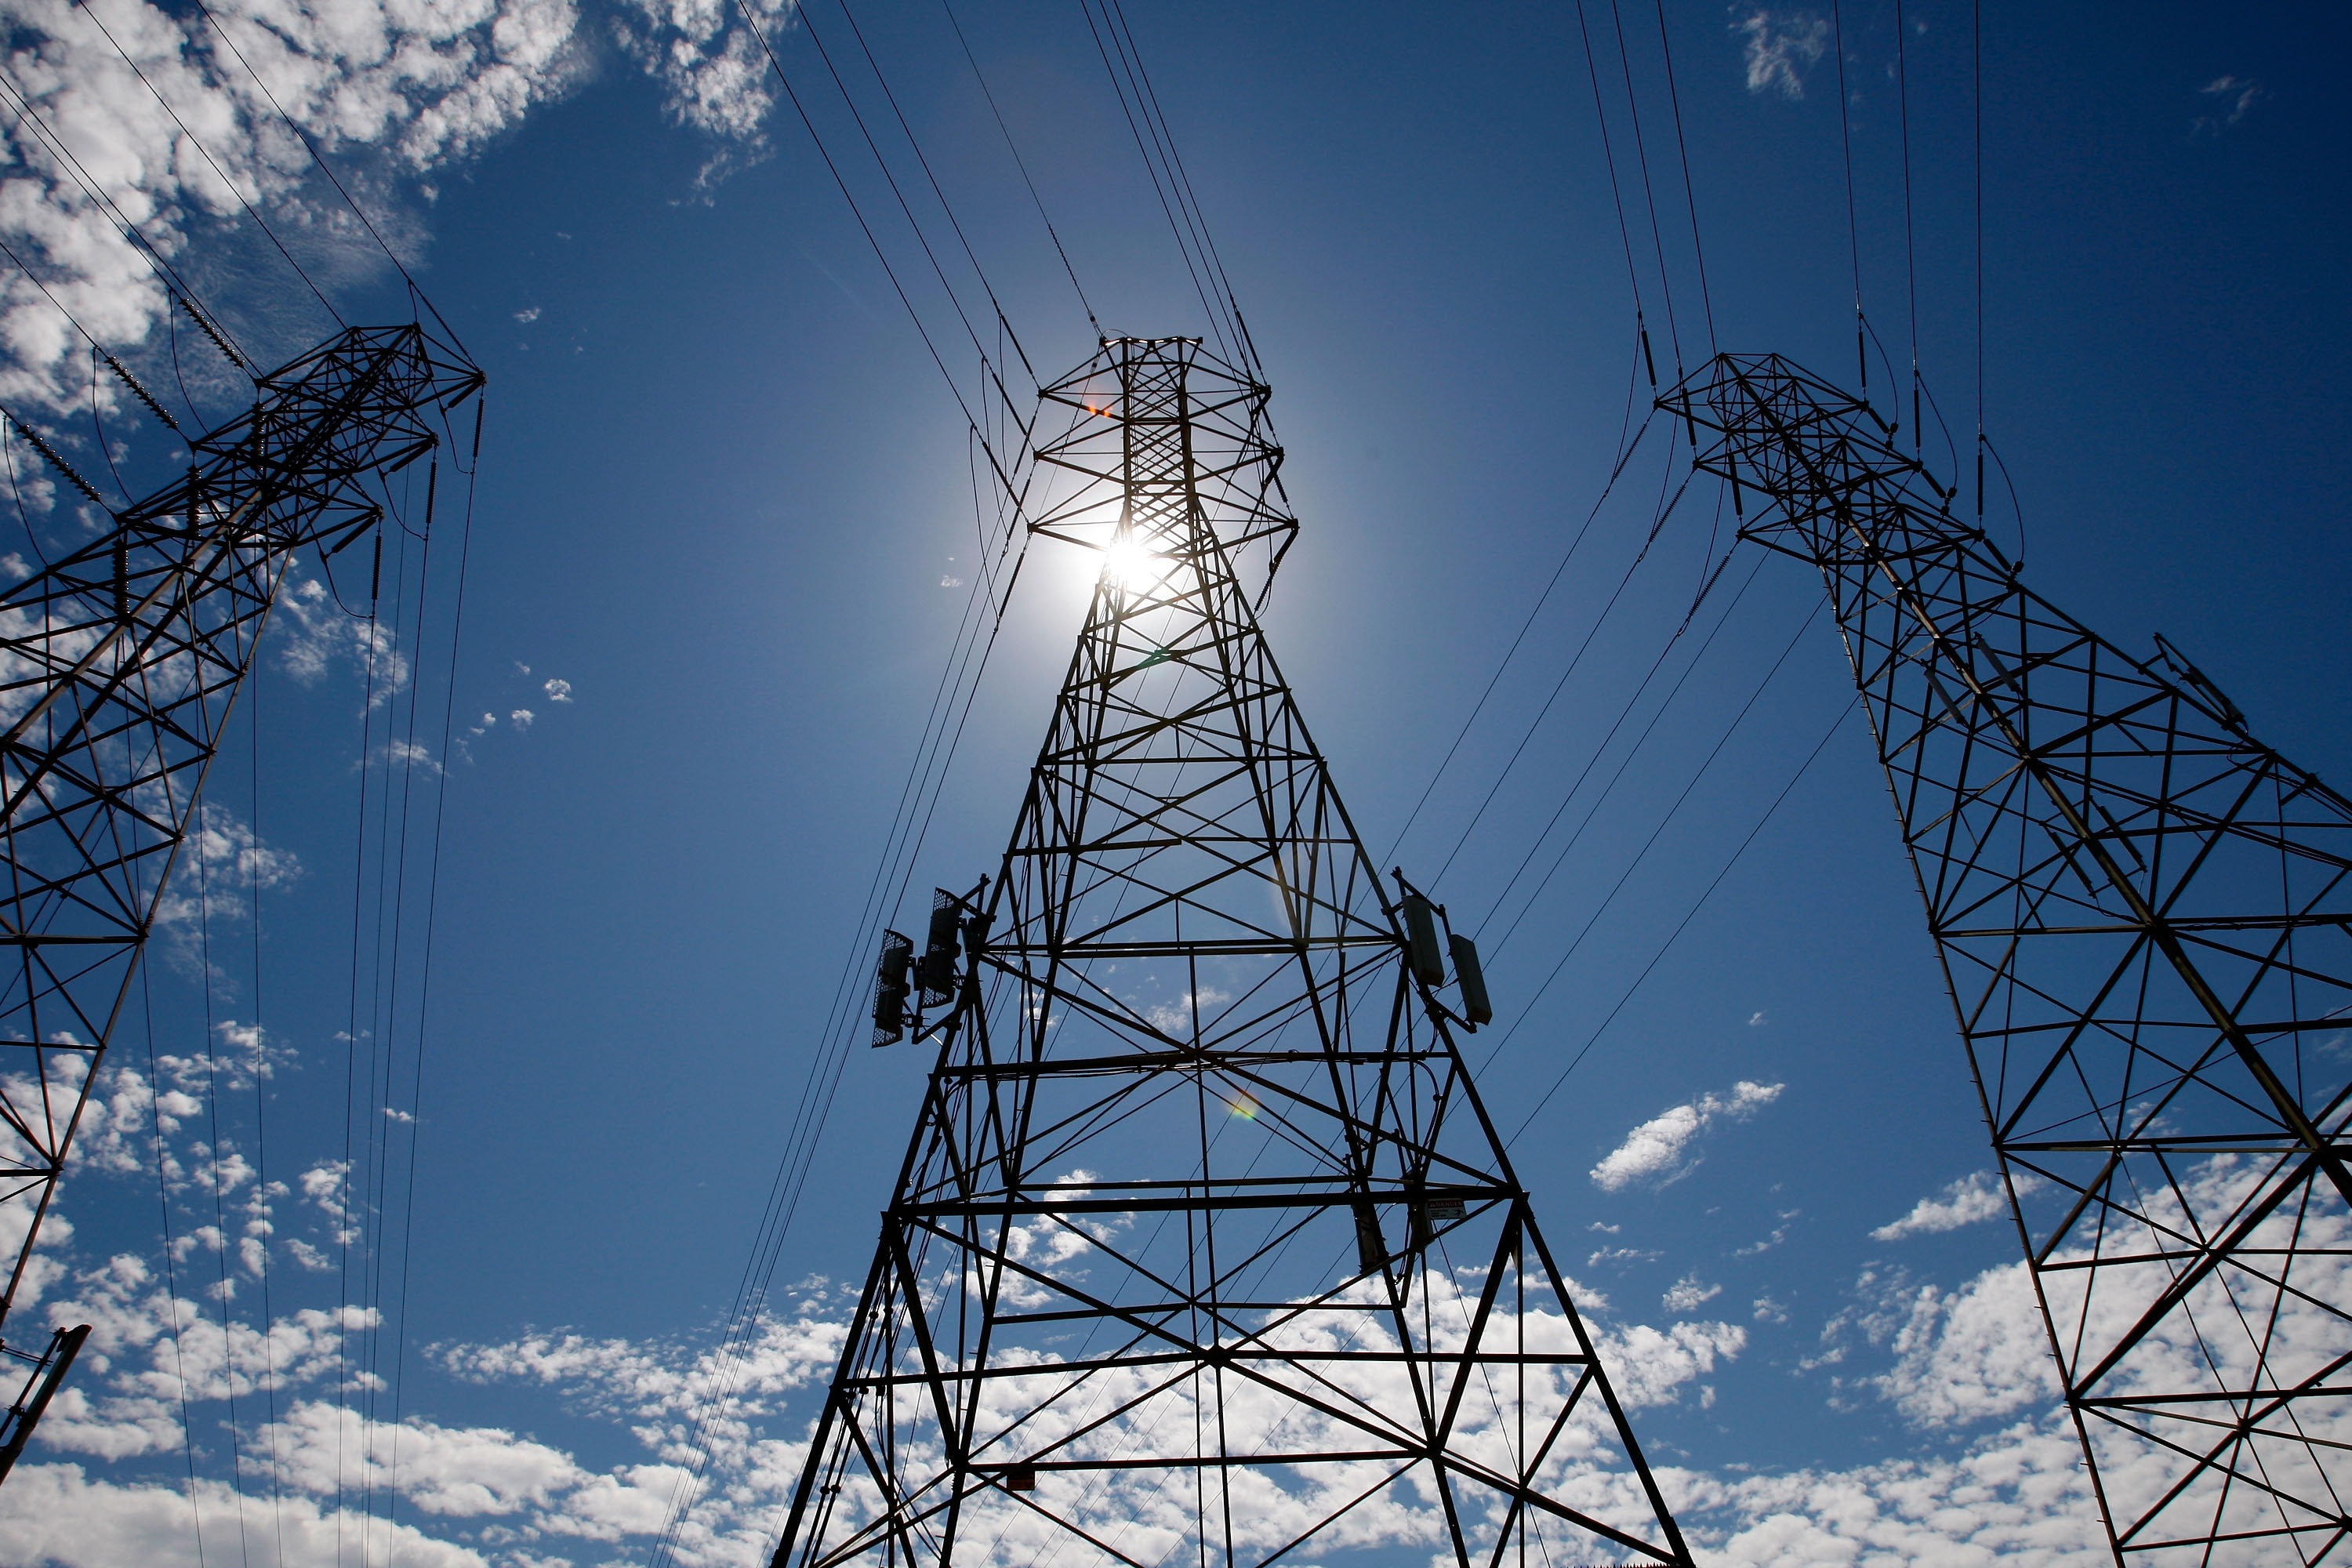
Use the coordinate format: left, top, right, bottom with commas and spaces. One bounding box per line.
1662, 353, 2352, 1564
773, 339, 1691, 1568
0, 323, 481, 1474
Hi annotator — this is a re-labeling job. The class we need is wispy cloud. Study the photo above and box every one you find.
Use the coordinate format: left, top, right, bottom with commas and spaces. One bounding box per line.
1663, 1274, 1723, 1314
1871, 1170, 2026, 1242
2194, 74, 2267, 134
1734, 9, 1830, 101
1590, 1080, 1784, 1191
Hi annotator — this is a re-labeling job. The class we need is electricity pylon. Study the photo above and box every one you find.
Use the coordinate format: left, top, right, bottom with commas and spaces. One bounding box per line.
0, 323, 481, 1477
775, 338, 1691, 1568
1663, 353, 2352, 1565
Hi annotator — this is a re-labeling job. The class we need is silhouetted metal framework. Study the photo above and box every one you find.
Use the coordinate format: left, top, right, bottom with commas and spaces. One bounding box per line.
775, 339, 1690, 1568
0, 323, 481, 1432
1663, 353, 2352, 1565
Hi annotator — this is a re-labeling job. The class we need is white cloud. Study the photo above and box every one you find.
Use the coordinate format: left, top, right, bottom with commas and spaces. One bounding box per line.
1733, 9, 1829, 101
1588, 1244, 1662, 1269
1663, 1274, 1722, 1314
1591, 1080, 1784, 1192
1871, 1170, 2033, 1241
540, 676, 571, 702
274, 573, 409, 697
0, 0, 590, 418
507, 706, 532, 729
2197, 74, 2266, 131
1751, 1294, 1788, 1324
514, 305, 539, 322
0, 1462, 487, 1568
1676, 1416, 2107, 1564
1869, 1259, 2060, 1428
0, 1231, 2144, 1568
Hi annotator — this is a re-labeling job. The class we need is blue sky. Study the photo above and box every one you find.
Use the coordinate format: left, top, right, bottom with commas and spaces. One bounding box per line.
0, 2, 2343, 1565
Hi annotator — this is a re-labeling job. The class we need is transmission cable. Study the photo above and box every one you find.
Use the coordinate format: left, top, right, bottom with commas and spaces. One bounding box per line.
1570, 0, 1650, 343
1830, 0, 1867, 397
1102, 0, 1256, 369
797, 0, 1037, 407
1073, 0, 1241, 365
1501, 697, 1855, 1142
384, 402, 481, 1544
72, 0, 341, 327
938, 0, 1098, 332
1428, 453, 1697, 885
1475, 594, 1822, 1071
1603, 0, 1685, 374
1477, 550, 1766, 953
1646, 0, 1716, 356
1382, 362, 1653, 866
0, 66, 249, 390
1893, 0, 1921, 451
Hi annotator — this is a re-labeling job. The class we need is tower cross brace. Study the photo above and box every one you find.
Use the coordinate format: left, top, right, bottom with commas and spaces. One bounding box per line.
1664, 351, 2352, 1566
772, 338, 1692, 1568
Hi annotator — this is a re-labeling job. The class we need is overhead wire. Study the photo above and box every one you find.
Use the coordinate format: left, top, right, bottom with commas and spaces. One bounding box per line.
1893, 0, 1921, 452
643, 9, 1061, 1519
1501, 696, 1854, 1142
937, 0, 1102, 334
1475, 595, 1822, 1073
1604, 0, 1686, 374
384, 403, 481, 1548
1646, 0, 1715, 355
1380, 388, 1653, 866
1101, 0, 1257, 369
1974, 0, 1985, 523
1427, 452, 1697, 886
1570, 0, 1650, 350
1830, 0, 1867, 398
140, 962, 210, 1568
1073, 0, 1244, 366
1476, 550, 1766, 955
72, 0, 341, 328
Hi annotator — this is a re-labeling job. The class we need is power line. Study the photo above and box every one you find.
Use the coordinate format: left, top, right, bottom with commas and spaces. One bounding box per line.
1831, 0, 1867, 397
935, 0, 1101, 332
1605, 0, 1685, 374
1646, 0, 1715, 355
1476, 595, 1821, 1071
1501, 698, 1853, 1142
1478, 550, 1766, 953
1428, 455, 1698, 885
72, 0, 341, 327
1893, 0, 1921, 452
1382, 398, 1654, 864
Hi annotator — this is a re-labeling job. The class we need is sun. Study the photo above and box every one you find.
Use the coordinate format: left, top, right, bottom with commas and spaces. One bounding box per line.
1102, 535, 1166, 594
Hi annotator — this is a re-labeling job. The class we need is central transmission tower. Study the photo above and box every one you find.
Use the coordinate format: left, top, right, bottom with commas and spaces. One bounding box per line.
0, 322, 481, 1477
773, 339, 1691, 1568
1663, 354, 2352, 1565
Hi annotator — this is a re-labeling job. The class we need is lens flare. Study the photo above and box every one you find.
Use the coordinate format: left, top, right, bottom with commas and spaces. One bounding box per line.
1229, 1091, 1260, 1121
1103, 536, 1163, 593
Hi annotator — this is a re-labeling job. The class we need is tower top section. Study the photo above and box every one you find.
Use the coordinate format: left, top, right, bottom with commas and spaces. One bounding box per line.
1029, 335, 1296, 601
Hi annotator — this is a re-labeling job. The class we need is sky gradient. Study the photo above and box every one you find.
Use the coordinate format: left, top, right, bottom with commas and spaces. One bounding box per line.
0, 2, 2343, 1565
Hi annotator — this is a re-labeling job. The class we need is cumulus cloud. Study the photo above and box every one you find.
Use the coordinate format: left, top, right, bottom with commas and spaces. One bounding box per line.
0, 0, 799, 440
0, 1221, 2145, 1568
1675, 1416, 2107, 1564
1734, 9, 1830, 100
0, 0, 590, 418
610, 0, 796, 147
1871, 1169, 2029, 1242
1662, 1274, 1722, 1314
540, 676, 570, 702
1590, 1080, 1784, 1191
